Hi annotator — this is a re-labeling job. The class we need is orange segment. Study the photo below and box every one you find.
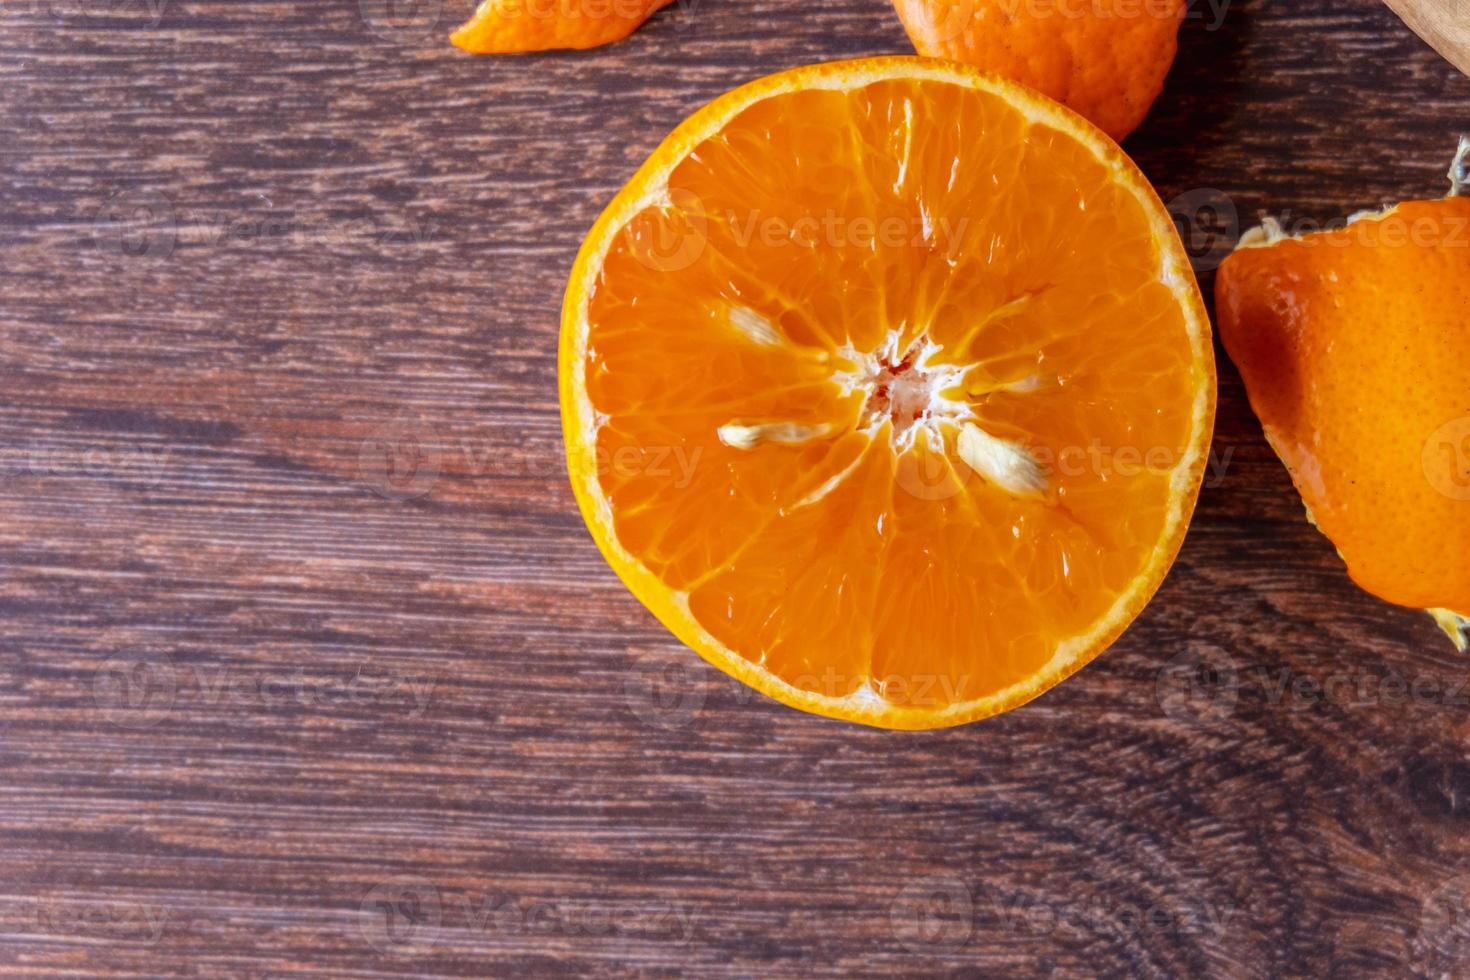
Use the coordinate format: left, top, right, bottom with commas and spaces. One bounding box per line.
562, 58, 1215, 728
451, 0, 672, 53
1216, 149, 1470, 648
889, 0, 1186, 141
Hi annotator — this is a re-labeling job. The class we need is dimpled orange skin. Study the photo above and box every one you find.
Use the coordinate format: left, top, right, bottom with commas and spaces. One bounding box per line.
890, 0, 1185, 141
452, 0, 672, 53
1216, 197, 1470, 620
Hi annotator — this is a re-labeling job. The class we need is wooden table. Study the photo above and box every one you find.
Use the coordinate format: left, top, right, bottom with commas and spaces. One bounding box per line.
3, 0, 1469, 975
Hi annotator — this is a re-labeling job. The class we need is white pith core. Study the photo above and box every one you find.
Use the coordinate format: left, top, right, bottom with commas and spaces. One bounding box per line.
719, 321, 1049, 498
848, 334, 972, 449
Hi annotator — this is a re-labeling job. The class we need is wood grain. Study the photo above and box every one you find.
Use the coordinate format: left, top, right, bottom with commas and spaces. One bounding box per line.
2, 0, 1470, 976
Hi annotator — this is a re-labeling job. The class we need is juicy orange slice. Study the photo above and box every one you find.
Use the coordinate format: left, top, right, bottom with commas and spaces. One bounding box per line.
1216, 138, 1470, 650
890, 0, 1186, 141
561, 58, 1215, 728
451, 0, 672, 53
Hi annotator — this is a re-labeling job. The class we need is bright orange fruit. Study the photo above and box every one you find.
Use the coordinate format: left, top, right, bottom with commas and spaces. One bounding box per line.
452, 0, 672, 53
1216, 138, 1470, 650
889, 0, 1186, 141
562, 58, 1215, 728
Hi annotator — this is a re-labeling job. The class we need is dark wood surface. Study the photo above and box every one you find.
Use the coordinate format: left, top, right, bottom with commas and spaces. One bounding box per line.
2, 0, 1470, 976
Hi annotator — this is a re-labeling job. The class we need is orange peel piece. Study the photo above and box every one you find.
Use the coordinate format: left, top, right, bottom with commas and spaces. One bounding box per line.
1216, 137, 1470, 649
451, 0, 673, 53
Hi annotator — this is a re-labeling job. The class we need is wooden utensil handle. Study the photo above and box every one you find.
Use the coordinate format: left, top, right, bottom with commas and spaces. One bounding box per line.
1383, 0, 1470, 75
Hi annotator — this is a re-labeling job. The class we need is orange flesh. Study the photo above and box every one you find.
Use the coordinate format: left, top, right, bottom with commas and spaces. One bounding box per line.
1217, 198, 1470, 614
582, 78, 1204, 709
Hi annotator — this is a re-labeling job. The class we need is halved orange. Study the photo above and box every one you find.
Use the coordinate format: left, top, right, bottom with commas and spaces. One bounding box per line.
561, 58, 1215, 729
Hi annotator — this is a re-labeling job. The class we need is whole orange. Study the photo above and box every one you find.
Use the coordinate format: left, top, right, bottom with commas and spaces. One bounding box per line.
889, 0, 1187, 140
